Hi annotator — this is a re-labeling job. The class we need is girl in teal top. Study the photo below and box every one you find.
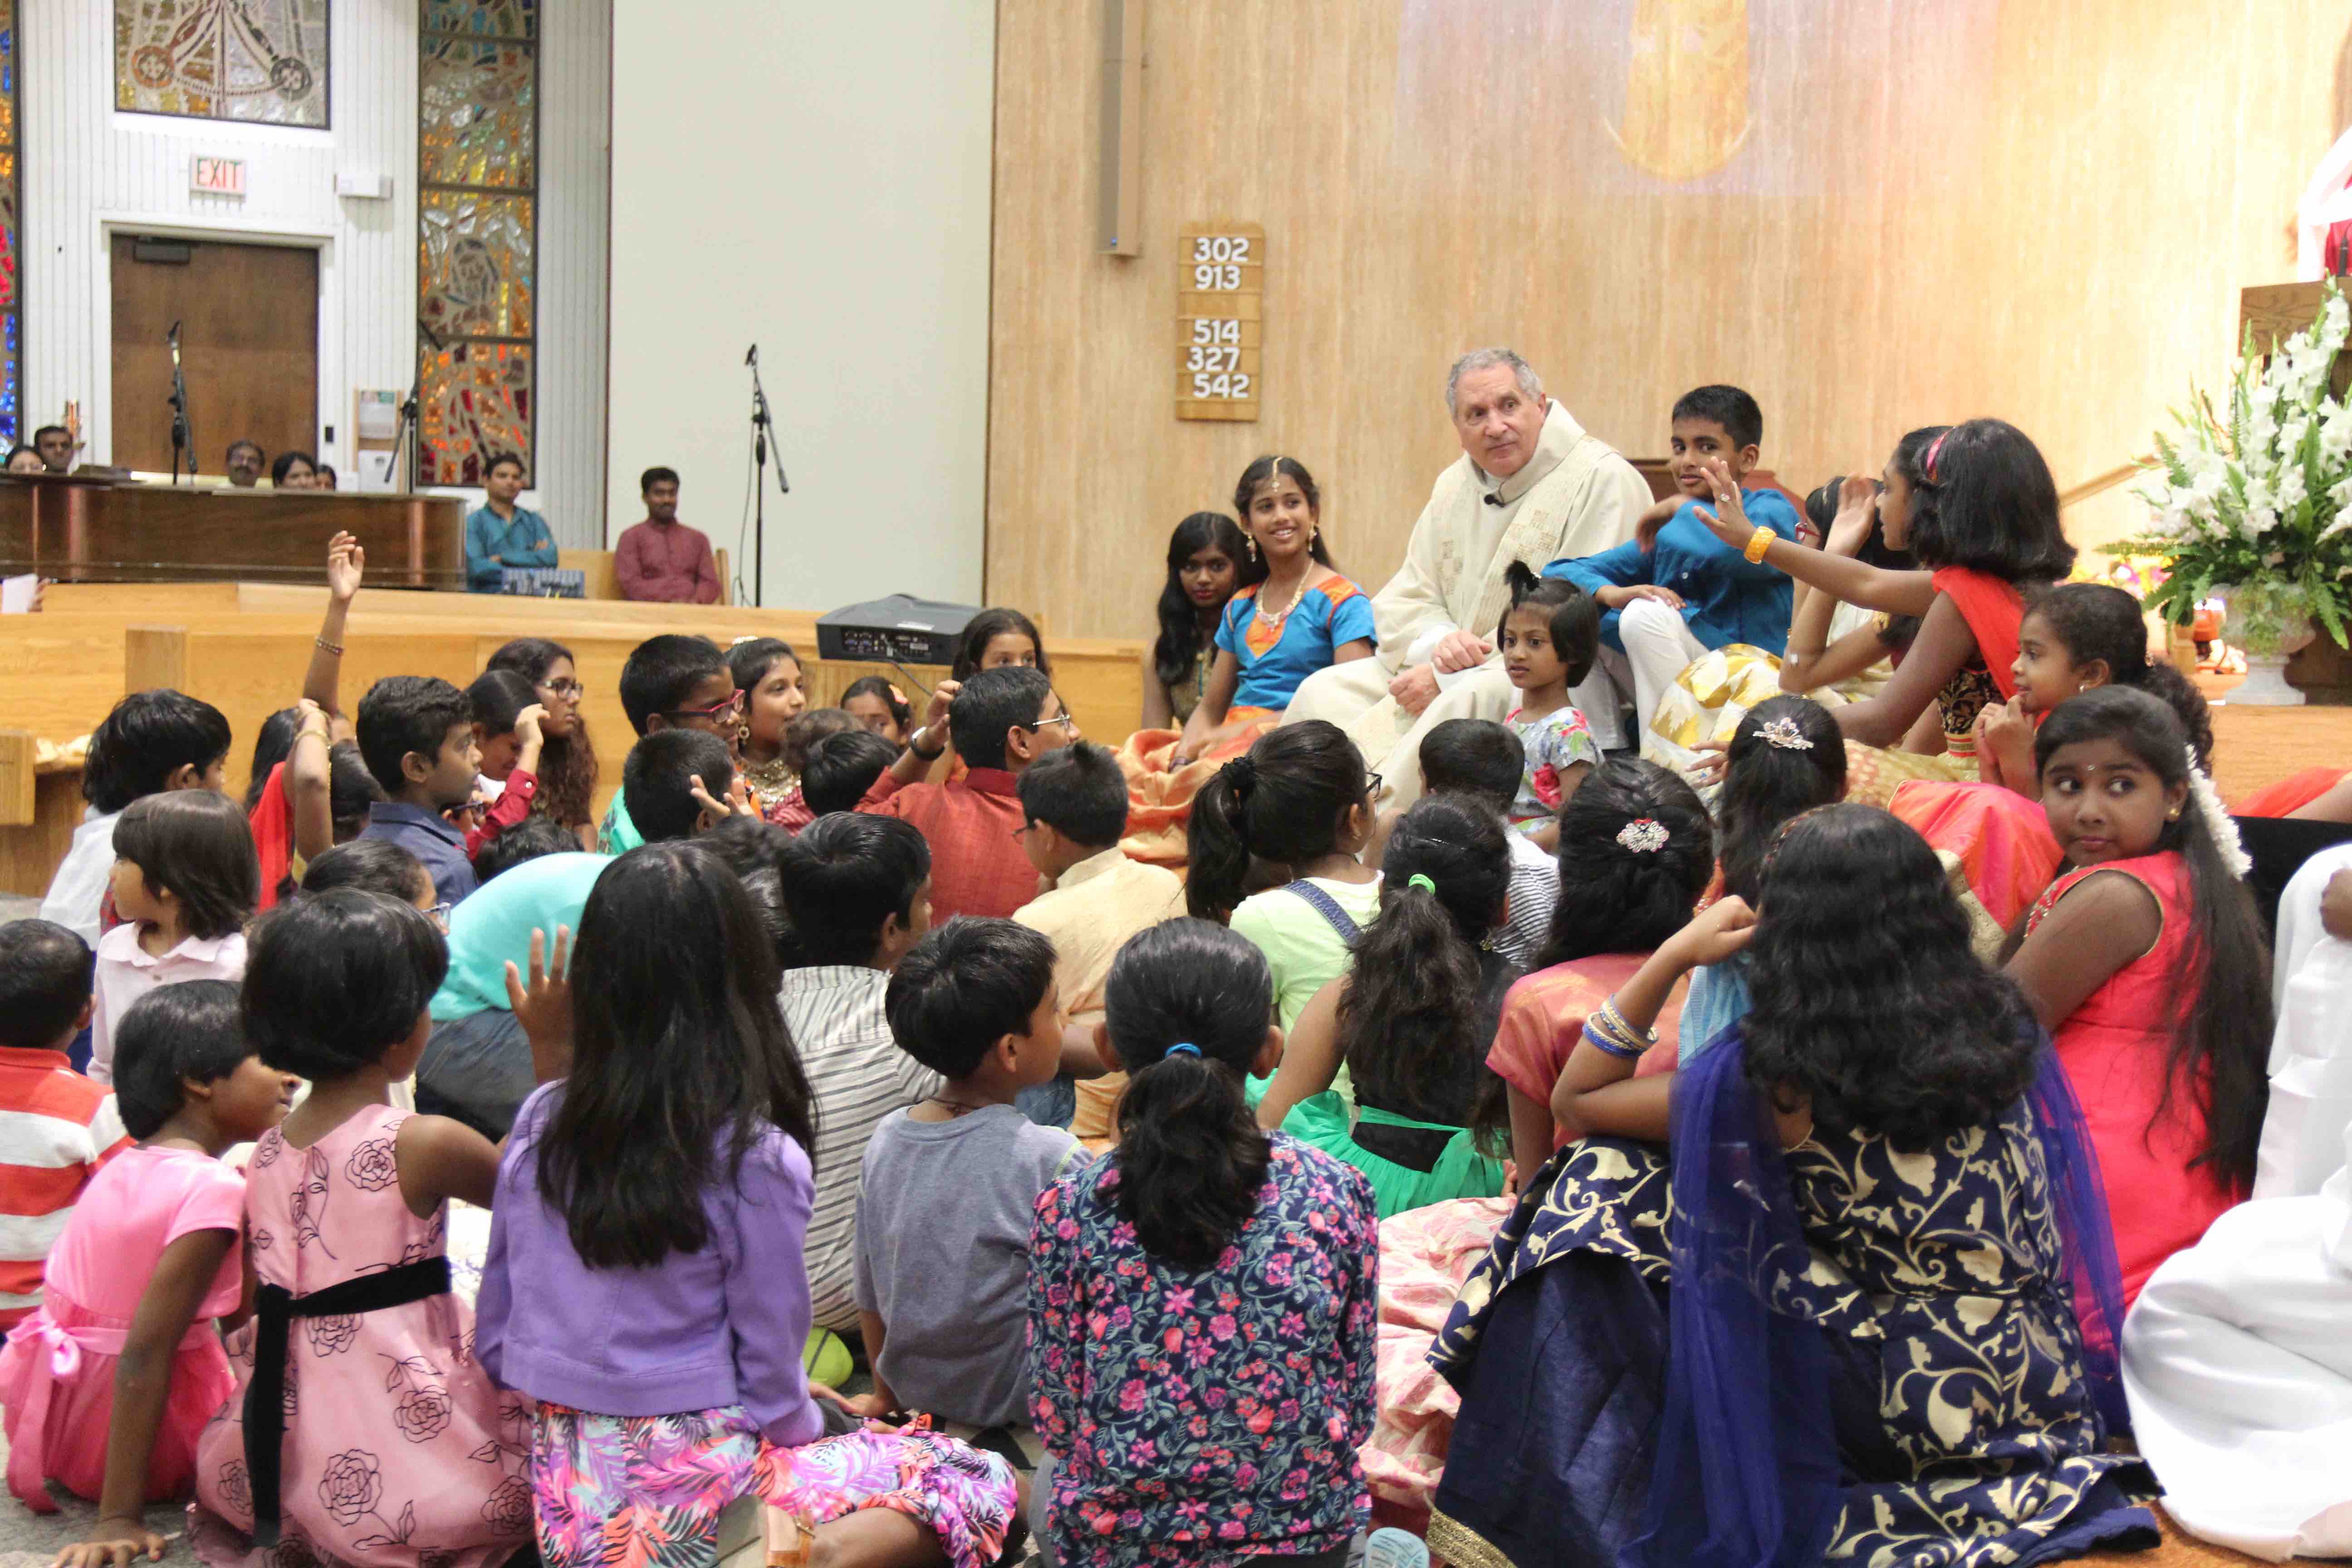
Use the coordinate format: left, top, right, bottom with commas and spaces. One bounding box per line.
1253, 794, 1517, 1216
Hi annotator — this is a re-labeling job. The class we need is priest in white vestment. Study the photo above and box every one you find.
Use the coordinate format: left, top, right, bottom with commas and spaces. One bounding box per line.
1283, 349, 1651, 808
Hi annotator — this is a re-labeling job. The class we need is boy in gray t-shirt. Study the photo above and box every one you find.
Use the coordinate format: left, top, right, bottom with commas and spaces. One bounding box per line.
848, 918, 1088, 1428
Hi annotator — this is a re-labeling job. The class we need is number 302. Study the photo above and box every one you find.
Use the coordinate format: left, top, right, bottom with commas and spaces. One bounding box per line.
1191, 372, 1252, 400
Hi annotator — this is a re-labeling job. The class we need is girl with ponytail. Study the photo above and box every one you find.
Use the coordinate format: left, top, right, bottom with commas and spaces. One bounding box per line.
1028, 918, 1383, 1568
1254, 794, 1518, 1216
2003, 684, 2272, 1302
1186, 721, 1381, 1030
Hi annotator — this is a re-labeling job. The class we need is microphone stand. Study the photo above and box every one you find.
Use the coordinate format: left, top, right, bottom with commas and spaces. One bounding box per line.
744, 346, 789, 608
166, 323, 193, 485
386, 320, 442, 492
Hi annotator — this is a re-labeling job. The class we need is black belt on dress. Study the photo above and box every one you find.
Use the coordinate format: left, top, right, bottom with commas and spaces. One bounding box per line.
242, 1256, 451, 1547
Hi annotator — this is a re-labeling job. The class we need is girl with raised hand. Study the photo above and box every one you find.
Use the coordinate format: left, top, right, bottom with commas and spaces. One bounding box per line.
1693, 419, 2077, 804
1431, 804, 2153, 1568
1480, 757, 1714, 1177
476, 843, 1019, 1568
1255, 794, 1518, 1215
1142, 511, 1250, 730
1186, 721, 1379, 1027
2003, 685, 2272, 1301
1029, 918, 1409, 1568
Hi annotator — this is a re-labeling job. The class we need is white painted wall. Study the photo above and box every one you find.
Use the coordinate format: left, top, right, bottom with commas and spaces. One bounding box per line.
606, 1, 995, 608
20, 0, 613, 547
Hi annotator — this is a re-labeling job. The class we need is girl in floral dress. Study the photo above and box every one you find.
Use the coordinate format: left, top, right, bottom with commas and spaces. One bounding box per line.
1028, 918, 1395, 1568
476, 843, 1019, 1568
188, 889, 536, 1568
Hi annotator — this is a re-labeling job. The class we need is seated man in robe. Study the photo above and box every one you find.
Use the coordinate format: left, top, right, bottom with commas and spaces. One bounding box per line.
1281, 348, 1648, 811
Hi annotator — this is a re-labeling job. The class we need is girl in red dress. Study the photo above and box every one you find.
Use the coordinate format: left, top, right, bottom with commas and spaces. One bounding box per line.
2003, 686, 2273, 1302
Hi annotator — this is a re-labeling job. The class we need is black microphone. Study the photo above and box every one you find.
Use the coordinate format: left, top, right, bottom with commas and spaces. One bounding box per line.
745, 343, 758, 367
167, 320, 182, 368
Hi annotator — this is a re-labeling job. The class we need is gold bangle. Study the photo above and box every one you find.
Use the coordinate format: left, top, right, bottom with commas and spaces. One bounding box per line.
1744, 526, 1774, 564
314, 635, 344, 656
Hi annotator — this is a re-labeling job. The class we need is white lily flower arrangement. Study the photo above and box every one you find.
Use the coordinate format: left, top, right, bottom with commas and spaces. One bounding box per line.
2124, 282, 2352, 652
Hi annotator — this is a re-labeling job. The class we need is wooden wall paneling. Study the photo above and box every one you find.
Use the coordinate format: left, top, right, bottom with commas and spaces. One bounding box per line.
109, 236, 320, 476
0, 732, 36, 826
988, 2, 2352, 642
0, 773, 98, 897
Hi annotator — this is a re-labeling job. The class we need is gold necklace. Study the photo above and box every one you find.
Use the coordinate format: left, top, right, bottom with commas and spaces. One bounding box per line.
1256, 569, 1313, 628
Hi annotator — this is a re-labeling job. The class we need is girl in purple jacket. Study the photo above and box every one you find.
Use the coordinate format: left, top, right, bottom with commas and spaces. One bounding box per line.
476, 842, 1020, 1568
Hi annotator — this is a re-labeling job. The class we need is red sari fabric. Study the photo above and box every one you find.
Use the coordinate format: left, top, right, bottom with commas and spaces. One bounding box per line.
1890, 779, 2063, 930
249, 761, 294, 910
2026, 849, 2242, 1303
1931, 567, 2026, 701
2232, 765, 2350, 818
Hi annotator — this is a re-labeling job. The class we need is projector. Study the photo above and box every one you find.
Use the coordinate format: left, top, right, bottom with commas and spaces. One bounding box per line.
816, 594, 982, 668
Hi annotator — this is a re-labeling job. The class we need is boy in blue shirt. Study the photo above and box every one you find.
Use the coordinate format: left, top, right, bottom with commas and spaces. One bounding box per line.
1544, 384, 1801, 736
461, 453, 558, 592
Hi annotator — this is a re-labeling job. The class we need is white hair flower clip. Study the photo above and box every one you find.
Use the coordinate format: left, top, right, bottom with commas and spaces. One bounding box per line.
1617, 818, 1669, 853
1759, 716, 1814, 751
2182, 745, 2252, 878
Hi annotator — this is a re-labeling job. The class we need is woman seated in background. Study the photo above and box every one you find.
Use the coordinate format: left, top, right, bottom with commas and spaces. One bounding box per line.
270, 450, 319, 490
1171, 456, 1374, 765
1140, 510, 1249, 730
1690, 420, 2074, 806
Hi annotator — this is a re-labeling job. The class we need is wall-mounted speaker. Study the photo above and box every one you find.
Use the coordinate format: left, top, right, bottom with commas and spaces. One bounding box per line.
1098, 0, 1144, 255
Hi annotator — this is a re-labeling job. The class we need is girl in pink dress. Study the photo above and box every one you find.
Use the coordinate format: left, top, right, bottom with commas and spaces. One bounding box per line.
7, 983, 291, 1550
2003, 686, 2274, 1302
186, 889, 542, 1568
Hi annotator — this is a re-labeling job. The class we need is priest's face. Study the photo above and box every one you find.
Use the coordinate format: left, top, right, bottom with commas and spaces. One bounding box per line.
1452, 365, 1546, 478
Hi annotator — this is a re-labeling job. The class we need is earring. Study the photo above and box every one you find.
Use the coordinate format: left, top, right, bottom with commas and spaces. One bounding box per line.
1246, 535, 1259, 562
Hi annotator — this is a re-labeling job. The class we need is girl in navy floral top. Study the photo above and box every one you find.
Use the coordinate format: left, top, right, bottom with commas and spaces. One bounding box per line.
1026, 919, 1380, 1568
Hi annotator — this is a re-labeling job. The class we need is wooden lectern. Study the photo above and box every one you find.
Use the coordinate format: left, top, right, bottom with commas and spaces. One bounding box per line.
0, 474, 466, 590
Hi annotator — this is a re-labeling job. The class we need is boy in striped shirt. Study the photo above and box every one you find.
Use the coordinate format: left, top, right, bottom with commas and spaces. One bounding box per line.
0, 921, 126, 1329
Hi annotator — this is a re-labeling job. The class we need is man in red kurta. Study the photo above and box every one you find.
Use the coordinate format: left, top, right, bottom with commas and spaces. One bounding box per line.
614, 465, 722, 603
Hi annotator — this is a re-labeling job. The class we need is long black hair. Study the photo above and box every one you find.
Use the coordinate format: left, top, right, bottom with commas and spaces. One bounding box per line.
951, 608, 1052, 684
1534, 757, 1713, 968
1232, 455, 1337, 587
1717, 696, 1847, 904
2029, 686, 2270, 1186
486, 637, 599, 831
1745, 804, 2040, 1147
1856, 426, 1941, 650
1338, 795, 1509, 1136
1153, 512, 1250, 691
245, 707, 301, 813
2023, 582, 2214, 769
535, 842, 817, 1269
1906, 417, 2077, 584
1103, 919, 1272, 1269
1186, 720, 1367, 921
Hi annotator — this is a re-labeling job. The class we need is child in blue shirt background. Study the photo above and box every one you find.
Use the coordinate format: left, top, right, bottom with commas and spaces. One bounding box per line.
1545, 384, 1801, 734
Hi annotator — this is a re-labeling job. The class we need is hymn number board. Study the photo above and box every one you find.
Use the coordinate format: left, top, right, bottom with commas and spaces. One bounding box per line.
1176, 222, 1264, 421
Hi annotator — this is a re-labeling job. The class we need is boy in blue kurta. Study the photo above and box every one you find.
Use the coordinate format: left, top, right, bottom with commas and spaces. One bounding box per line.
1544, 384, 1800, 732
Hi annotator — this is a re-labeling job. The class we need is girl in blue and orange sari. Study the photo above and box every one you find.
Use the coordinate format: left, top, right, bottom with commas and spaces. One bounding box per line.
1121, 456, 1376, 864
1427, 803, 2157, 1568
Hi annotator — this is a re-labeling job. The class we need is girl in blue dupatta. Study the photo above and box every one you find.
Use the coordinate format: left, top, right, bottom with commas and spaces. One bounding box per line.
1427, 803, 2156, 1568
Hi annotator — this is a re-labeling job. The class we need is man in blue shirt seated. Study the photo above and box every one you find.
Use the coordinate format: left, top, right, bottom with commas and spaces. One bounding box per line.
1544, 384, 1800, 736
463, 452, 559, 592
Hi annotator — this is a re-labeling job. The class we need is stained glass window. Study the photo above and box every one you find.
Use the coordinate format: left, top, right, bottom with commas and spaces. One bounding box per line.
417, 0, 537, 487
0, 0, 20, 446
114, 0, 330, 128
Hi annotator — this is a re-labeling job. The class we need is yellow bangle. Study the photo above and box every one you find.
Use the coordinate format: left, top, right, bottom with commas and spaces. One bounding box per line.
1744, 526, 1774, 564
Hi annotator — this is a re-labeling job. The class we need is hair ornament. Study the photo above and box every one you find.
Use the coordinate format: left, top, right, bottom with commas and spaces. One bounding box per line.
1922, 431, 1950, 484
1163, 1042, 1202, 1060
1220, 755, 1257, 796
1758, 716, 1814, 752
1406, 873, 1437, 894
2182, 745, 2252, 877
887, 684, 907, 706
1617, 818, 1669, 853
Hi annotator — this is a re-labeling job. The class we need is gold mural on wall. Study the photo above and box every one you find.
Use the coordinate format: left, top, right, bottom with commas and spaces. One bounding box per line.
114, 0, 329, 128
1608, 0, 1750, 180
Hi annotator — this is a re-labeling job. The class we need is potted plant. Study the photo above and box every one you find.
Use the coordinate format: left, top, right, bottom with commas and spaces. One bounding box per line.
2124, 283, 2352, 705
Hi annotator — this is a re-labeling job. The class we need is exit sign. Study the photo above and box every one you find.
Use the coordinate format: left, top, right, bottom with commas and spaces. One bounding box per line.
192, 156, 246, 196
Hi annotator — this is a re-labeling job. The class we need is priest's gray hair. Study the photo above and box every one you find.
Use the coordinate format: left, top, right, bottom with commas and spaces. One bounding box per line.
1446, 348, 1545, 415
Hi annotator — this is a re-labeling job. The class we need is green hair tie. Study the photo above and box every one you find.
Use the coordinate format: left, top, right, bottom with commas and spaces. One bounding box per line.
1406, 873, 1437, 894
